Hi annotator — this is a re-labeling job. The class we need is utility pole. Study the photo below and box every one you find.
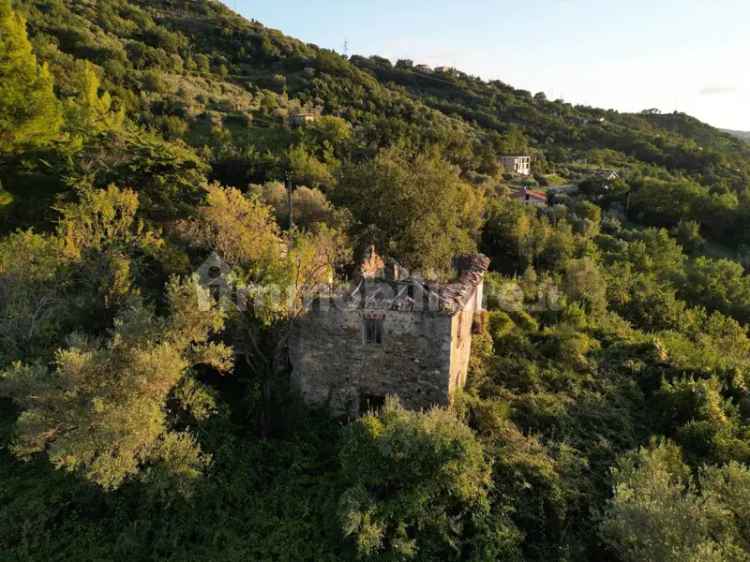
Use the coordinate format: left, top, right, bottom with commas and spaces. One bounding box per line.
285, 170, 294, 230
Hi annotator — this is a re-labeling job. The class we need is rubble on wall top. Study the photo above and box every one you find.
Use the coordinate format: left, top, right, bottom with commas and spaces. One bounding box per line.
437, 254, 490, 312
344, 251, 490, 315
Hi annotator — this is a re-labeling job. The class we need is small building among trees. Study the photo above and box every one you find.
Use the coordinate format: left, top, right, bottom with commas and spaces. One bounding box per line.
288, 111, 318, 127
500, 155, 531, 176
591, 169, 619, 181
289, 248, 489, 416
512, 186, 548, 207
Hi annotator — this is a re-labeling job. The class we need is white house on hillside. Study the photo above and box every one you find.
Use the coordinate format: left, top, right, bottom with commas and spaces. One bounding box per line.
500, 155, 531, 176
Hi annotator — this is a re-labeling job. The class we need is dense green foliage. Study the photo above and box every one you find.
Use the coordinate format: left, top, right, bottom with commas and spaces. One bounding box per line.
338, 398, 518, 561
0, 0, 62, 153
2, 1, 750, 561
600, 441, 750, 561
335, 147, 483, 274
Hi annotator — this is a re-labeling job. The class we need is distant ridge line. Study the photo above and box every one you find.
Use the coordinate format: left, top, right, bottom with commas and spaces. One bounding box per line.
722, 128, 750, 142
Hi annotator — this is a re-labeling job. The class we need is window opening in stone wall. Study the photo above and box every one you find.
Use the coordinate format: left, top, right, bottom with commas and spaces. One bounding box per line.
360, 394, 386, 415
457, 311, 463, 345
364, 318, 384, 344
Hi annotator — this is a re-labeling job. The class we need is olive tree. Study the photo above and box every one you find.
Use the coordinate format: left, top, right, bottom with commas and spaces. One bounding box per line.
0, 277, 233, 492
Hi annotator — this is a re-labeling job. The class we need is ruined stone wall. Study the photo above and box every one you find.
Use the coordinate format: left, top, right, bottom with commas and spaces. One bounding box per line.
290, 304, 453, 416
448, 282, 482, 396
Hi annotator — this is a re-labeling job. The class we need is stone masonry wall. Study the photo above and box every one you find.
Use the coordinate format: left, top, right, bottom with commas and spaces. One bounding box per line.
448, 282, 482, 396
290, 304, 454, 416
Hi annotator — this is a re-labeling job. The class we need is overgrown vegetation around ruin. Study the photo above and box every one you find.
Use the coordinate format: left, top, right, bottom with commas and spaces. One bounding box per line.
2, 0, 750, 560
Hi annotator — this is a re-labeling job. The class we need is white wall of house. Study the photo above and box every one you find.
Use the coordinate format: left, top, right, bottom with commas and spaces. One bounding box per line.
500, 156, 531, 176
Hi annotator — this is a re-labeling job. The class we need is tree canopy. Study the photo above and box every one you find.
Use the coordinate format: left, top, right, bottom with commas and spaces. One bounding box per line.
2, 0, 750, 559
335, 147, 484, 275
0, 0, 62, 152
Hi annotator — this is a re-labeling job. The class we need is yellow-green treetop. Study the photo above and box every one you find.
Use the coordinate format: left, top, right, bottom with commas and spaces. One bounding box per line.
0, 0, 62, 152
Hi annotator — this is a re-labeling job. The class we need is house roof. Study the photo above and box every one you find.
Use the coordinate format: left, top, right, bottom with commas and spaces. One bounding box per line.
592, 169, 618, 178
511, 189, 547, 202
437, 254, 490, 312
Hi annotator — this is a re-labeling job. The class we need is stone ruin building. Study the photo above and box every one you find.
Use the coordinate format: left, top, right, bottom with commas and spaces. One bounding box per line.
289, 248, 490, 416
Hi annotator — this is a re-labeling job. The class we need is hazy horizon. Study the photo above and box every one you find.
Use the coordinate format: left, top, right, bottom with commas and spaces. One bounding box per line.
226, 0, 750, 131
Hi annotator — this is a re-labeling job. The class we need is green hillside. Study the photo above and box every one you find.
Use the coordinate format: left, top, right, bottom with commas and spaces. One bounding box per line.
4, 0, 749, 245
3, 1, 750, 561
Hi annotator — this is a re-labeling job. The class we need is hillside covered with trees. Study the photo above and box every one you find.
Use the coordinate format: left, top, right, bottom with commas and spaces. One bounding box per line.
3, 1, 750, 561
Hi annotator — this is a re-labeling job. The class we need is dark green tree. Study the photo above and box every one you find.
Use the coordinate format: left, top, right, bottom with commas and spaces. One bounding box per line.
0, 277, 233, 492
337, 397, 520, 560
336, 147, 484, 275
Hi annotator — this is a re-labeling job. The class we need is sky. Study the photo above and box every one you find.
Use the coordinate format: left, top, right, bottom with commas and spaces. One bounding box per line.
225, 0, 750, 130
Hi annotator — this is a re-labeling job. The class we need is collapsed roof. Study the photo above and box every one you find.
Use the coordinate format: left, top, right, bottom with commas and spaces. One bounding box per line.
345, 250, 490, 315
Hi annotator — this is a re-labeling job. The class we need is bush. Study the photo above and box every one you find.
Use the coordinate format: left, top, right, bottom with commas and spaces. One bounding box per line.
0, 189, 13, 208
142, 69, 166, 93
158, 115, 188, 140
255, 182, 336, 229
672, 220, 705, 253
337, 397, 521, 560
600, 441, 750, 562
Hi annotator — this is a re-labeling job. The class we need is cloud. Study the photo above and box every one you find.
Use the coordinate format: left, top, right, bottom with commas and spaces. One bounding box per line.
700, 85, 737, 96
